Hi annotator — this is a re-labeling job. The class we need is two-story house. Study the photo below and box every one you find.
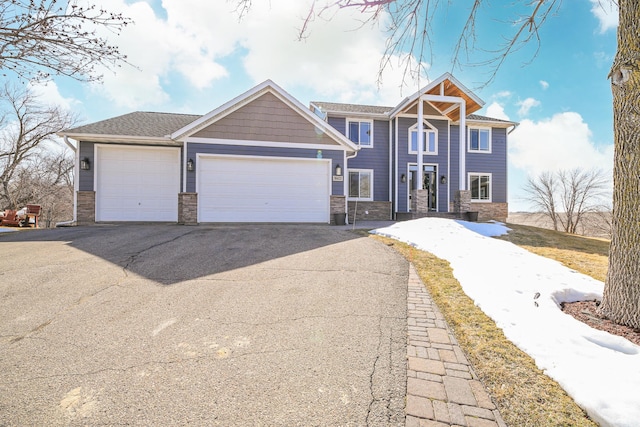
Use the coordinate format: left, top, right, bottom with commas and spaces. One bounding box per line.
60, 73, 516, 225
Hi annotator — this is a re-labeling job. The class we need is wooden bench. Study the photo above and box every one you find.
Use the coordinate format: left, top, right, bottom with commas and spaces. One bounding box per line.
0, 209, 22, 227
25, 204, 41, 228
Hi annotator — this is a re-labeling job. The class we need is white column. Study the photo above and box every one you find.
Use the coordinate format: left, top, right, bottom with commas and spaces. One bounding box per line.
417, 97, 424, 190
459, 102, 466, 190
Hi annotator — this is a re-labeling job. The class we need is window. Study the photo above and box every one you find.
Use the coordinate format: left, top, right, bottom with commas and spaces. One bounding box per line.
469, 128, 491, 152
409, 122, 437, 154
347, 120, 372, 147
348, 169, 373, 200
469, 173, 491, 201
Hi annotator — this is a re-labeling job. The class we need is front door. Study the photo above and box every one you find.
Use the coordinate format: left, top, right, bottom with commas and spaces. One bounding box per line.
408, 164, 437, 212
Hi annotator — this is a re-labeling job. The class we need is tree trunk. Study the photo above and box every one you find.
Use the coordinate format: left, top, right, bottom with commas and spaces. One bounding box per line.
598, 0, 640, 328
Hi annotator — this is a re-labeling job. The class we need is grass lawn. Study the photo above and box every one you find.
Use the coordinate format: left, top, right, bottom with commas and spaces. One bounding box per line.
372, 222, 610, 427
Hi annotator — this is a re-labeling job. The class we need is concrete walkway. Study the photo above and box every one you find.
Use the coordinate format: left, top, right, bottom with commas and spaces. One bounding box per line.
406, 264, 507, 427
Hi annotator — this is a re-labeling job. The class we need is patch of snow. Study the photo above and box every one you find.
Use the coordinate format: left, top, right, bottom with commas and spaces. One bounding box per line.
0, 228, 17, 233
455, 220, 511, 237
372, 218, 637, 427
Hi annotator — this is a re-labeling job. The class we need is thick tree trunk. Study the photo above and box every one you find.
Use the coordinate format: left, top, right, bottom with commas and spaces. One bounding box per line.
598, 0, 640, 328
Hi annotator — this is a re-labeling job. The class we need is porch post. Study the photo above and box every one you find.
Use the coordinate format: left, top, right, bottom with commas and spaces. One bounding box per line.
459, 101, 466, 190
417, 97, 424, 190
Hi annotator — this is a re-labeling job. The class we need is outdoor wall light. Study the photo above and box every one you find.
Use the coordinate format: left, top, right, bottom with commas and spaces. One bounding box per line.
80, 157, 90, 171
187, 158, 195, 172
335, 164, 342, 176
440, 175, 447, 185
401, 174, 406, 183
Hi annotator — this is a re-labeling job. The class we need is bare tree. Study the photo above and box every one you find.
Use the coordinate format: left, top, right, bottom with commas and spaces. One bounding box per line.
0, 0, 132, 82
525, 169, 610, 235
0, 83, 77, 210
524, 171, 559, 231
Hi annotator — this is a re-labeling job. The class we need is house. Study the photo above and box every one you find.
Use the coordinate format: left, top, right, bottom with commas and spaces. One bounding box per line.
60, 73, 516, 225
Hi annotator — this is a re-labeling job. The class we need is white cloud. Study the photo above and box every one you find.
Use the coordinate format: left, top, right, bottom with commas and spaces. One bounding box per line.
485, 102, 510, 121
237, 0, 425, 105
590, 0, 619, 33
539, 80, 549, 90
80, 0, 425, 109
509, 112, 614, 177
516, 97, 540, 117
494, 91, 512, 99
28, 81, 79, 110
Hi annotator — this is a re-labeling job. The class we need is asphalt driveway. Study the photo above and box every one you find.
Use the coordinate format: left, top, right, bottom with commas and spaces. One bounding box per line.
0, 224, 408, 426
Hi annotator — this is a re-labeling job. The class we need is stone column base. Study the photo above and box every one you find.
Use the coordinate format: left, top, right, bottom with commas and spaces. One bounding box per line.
77, 191, 95, 224
178, 193, 198, 225
453, 190, 471, 214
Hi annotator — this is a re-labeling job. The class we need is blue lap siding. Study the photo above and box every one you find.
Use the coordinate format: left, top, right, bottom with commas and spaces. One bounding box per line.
186, 143, 345, 196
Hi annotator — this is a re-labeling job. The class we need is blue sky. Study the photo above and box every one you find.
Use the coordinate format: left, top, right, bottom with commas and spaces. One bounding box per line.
29, 0, 618, 212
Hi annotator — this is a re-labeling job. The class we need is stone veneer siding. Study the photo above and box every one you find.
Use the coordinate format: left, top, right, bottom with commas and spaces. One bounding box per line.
330, 195, 346, 225
471, 202, 508, 222
448, 202, 508, 222
178, 193, 198, 225
347, 201, 392, 222
76, 191, 95, 224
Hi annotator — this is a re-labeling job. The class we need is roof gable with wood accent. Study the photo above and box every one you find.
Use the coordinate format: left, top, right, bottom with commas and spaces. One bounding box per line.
390, 73, 485, 122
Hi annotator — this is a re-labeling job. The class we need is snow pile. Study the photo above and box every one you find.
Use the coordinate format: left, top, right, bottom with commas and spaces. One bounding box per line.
372, 218, 639, 427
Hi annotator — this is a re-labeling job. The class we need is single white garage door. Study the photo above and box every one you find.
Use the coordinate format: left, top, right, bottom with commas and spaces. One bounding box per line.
198, 155, 330, 223
96, 145, 180, 221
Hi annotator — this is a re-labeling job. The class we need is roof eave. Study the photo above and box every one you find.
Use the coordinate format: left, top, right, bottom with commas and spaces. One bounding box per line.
59, 132, 177, 145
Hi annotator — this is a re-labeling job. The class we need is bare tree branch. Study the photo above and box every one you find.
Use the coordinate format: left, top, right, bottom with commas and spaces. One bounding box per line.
0, 83, 77, 209
0, 0, 132, 82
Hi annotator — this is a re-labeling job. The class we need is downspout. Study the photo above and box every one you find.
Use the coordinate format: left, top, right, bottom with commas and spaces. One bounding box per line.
345, 148, 358, 224
64, 136, 79, 224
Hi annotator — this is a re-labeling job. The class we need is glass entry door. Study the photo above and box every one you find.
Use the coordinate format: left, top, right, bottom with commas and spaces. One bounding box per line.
408, 164, 437, 211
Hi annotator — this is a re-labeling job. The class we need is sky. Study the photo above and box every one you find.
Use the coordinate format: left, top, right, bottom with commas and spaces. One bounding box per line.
373, 218, 638, 427
25, 0, 618, 212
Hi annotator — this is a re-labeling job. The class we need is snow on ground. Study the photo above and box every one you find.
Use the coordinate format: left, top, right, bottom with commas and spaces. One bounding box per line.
372, 218, 639, 427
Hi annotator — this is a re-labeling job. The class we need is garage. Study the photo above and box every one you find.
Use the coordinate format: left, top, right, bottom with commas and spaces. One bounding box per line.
197, 155, 330, 223
95, 145, 180, 221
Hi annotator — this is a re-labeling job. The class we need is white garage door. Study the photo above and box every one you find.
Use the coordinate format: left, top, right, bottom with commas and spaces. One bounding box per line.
198, 155, 330, 223
96, 146, 180, 221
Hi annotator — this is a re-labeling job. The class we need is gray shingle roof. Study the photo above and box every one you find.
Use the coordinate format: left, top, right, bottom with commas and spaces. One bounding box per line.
467, 114, 515, 124
312, 102, 515, 124
63, 111, 202, 138
311, 101, 394, 115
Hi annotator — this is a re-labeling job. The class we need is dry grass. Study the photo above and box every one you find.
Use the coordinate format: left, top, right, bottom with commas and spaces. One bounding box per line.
372, 234, 598, 426
497, 223, 609, 282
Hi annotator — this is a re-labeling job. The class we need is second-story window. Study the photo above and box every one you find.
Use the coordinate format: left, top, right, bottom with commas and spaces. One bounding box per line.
347, 119, 373, 147
409, 121, 437, 155
469, 127, 491, 152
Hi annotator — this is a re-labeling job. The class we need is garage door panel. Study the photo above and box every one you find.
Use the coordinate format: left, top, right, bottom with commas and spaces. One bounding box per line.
198, 156, 330, 223
96, 146, 180, 222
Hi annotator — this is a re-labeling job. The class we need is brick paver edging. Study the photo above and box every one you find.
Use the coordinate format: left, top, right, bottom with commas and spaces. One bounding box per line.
406, 264, 507, 427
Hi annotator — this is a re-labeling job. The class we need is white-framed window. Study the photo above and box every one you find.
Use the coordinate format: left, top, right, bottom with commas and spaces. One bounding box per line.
347, 119, 373, 147
468, 173, 492, 202
409, 121, 437, 155
468, 127, 491, 153
348, 169, 373, 200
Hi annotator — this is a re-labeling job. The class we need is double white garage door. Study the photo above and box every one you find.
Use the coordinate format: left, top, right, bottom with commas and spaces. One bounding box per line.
198, 155, 330, 223
95, 146, 330, 223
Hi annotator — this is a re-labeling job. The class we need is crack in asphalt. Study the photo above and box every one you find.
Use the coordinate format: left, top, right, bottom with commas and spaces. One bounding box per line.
5, 231, 200, 345
365, 315, 384, 426
121, 229, 200, 277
